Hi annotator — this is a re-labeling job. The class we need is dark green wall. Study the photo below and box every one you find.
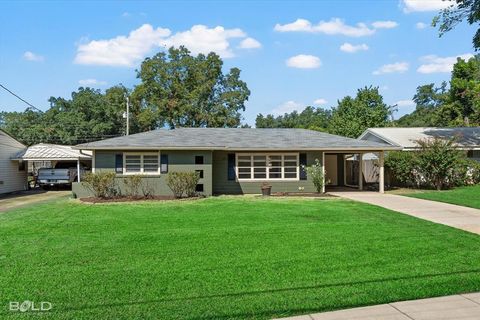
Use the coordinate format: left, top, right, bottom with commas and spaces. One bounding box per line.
73, 150, 213, 197
212, 151, 323, 194
73, 149, 327, 198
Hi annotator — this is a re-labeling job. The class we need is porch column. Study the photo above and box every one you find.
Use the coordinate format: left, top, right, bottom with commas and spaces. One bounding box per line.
358, 153, 363, 190
77, 159, 81, 183
321, 152, 326, 193
379, 151, 385, 193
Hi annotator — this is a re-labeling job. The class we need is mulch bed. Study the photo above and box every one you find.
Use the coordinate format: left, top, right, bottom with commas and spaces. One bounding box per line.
269, 192, 336, 198
79, 196, 202, 204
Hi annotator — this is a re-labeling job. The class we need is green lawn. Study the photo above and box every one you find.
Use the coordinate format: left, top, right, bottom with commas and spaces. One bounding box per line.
406, 185, 480, 209
1, 196, 480, 319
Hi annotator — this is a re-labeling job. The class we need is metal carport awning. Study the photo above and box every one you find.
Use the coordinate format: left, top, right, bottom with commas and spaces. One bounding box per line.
12, 144, 92, 182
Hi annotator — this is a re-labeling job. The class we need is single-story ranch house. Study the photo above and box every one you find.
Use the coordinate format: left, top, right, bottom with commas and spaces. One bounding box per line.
73, 128, 400, 197
359, 127, 480, 161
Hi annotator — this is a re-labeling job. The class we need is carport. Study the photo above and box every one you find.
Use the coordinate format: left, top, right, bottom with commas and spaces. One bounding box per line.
13, 144, 92, 183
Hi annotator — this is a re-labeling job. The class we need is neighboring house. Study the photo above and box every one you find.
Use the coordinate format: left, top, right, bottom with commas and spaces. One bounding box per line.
359, 127, 480, 161
73, 128, 399, 197
0, 129, 27, 194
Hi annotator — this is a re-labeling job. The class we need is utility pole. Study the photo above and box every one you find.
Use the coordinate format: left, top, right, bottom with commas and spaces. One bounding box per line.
126, 96, 130, 136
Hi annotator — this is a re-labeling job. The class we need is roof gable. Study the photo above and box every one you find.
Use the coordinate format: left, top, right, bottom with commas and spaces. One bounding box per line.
359, 127, 480, 149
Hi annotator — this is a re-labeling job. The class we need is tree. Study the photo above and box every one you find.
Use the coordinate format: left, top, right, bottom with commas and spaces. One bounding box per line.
134, 46, 250, 129
255, 106, 331, 131
434, 0, 480, 50
0, 86, 128, 145
439, 55, 480, 125
328, 86, 393, 138
415, 137, 464, 190
396, 83, 448, 127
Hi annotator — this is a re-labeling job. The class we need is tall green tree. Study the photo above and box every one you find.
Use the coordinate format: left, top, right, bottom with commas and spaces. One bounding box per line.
328, 86, 393, 138
439, 55, 480, 125
0, 86, 129, 145
134, 46, 250, 129
434, 0, 480, 50
396, 83, 448, 127
255, 106, 331, 131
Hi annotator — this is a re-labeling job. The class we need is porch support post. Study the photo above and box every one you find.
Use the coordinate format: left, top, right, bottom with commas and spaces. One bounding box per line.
379, 151, 385, 193
77, 159, 81, 183
321, 152, 326, 193
358, 153, 363, 191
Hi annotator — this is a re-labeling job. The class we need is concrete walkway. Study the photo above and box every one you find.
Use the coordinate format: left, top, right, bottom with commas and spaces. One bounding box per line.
0, 190, 70, 212
329, 191, 480, 235
276, 293, 480, 320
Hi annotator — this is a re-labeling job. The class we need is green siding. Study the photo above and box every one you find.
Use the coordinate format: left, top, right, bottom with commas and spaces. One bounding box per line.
212, 151, 323, 194
73, 150, 213, 197
72, 149, 326, 198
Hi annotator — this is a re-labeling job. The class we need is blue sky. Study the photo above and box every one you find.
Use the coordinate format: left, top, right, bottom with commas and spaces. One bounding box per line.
0, 0, 475, 126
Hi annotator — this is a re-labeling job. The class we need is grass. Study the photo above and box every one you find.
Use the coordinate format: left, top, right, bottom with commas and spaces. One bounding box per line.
406, 185, 480, 209
1, 196, 480, 319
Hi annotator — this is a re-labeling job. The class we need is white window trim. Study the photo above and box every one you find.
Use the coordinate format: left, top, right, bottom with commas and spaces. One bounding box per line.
235, 153, 300, 181
123, 152, 160, 175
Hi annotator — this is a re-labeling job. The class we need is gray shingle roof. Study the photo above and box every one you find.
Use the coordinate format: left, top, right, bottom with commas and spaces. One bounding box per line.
359, 127, 480, 149
76, 128, 398, 151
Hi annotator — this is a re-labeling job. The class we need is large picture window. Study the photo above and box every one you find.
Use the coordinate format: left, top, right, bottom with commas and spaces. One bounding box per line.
123, 153, 159, 175
235, 153, 299, 181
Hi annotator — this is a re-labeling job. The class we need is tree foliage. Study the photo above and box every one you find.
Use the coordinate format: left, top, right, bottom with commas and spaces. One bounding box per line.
328, 86, 393, 138
0, 86, 129, 145
134, 46, 250, 129
434, 0, 480, 50
255, 106, 331, 131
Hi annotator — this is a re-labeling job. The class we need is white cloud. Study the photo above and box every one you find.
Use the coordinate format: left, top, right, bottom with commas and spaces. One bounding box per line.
313, 98, 328, 105
74, 24, 171, 66
395, 99, 415, 107
238, 37, 262, 49
372, 20, 399, 29
122, 12, 130, 17
416, 22, 428, 29
274, 18, 398, 37
340, 42, 369, 53
78, 79, 108, 86
161, 25, 246, 58
373, 62, 409, 75
402, 0, 453, 13
271, 101, 305, 115
274, 18, 376, 37
417, 53, 474, 73
74, 24, 260, 66
23, 51, 44, 62
286, 54, 321, 69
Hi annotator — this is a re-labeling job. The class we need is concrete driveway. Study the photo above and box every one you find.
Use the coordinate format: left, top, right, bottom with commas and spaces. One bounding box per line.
329, 191, 480, 235
0, 190, 70, 213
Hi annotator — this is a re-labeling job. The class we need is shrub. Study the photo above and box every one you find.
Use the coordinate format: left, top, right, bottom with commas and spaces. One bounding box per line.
304, 159, 325, 193
415, 137, 463, 190
184, 172, 200, 197
82, 172, 117, 198
166, 171, 200, 198
385, 151, 419, 187
124, 175, 143, 197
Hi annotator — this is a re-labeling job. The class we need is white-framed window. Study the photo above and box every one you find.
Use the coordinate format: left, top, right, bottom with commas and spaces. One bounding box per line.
235, 153, 299, 181
123, 152, 160, 175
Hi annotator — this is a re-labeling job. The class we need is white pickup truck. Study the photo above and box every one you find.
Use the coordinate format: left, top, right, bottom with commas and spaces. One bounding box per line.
37, 162, 85, 188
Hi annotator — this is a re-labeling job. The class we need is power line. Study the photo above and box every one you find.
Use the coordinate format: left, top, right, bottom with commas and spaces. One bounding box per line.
0, 83, 43, 112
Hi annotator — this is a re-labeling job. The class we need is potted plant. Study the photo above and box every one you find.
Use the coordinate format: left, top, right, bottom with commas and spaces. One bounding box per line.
261, 182, 272, 196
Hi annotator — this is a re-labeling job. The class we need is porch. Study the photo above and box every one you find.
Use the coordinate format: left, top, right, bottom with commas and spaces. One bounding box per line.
322, 151, 385, 193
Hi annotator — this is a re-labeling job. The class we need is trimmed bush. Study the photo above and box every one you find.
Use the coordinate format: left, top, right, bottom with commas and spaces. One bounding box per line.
166, 171, 201, 198
124, 175, 143, 197
82, 172, 117, 198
